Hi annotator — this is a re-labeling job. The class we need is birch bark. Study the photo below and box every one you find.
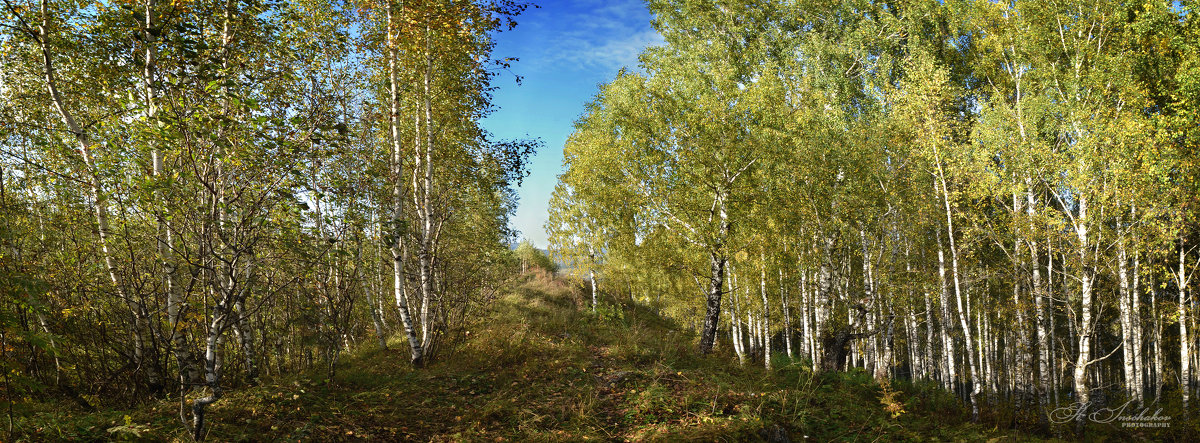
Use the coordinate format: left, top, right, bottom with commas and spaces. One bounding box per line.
780, 268, 793, 359
760, 254, 771, 369
385, 0, 423, 367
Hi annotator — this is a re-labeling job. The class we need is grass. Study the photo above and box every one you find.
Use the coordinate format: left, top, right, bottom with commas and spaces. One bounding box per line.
12, 272, 1063, 441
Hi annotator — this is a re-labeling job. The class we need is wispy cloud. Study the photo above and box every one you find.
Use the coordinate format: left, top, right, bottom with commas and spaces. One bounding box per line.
527, 0, 665, 73
560, 28, 664, 73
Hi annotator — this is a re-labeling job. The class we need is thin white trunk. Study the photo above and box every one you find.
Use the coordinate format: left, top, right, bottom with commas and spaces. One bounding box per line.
143, 0, 188, 394
34, 312, 63, 390
936, 166, 980, 421
1178, 240, 1191, 411
1011, 190, 1029, 403
954, 269, 980, 421
799, 269, 813, 361
141, 0, 195, 386
192, 309, 228, 440
363, 274, 387, 349
418, 25, 437, 353
937, 233, 957, 394
861, 230, 877, 378
589, 252, 598, 312
848, 301, 858, 368
923, 291, 935, 382
730, 306, 743, 364
363, 216, 387, 349
748, 311, 757, 356
1050, 248, 1061, 406
386, 1, 423, 367
730, 263, 744, 364
1072, 196, 1093, 432
232, 298, 257, 382
1133, 248, 1144, 405
760, 254, 771, 369
759, 316, 767, 362
1153, 283, 1164, 403
884, 308, 894, 380
696, 186, 732, 354
1028, 184, 1051, 413
906, 309, 920, 380
983, 309, 996, 396
1118, 226, 1137, 404
780, 268, 793, 360
808, 274, 819, 361
813, 237, 834, 370
33, 0, 159, 390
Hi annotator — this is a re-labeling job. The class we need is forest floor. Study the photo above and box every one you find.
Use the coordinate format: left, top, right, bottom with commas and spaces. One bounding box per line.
16, 272, 1062, 442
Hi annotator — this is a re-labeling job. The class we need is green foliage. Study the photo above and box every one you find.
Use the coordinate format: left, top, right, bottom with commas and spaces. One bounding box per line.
593, 301, 626, 325
548, 0, 1200, 435
515, 238, 558, 274
105, 415, 151, 440
0, 0, 534, 438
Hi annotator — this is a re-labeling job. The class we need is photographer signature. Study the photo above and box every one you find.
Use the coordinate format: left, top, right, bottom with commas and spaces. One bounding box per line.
1048, 399, 1170, 424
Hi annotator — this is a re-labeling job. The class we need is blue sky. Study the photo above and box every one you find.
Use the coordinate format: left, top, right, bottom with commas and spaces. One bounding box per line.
482, 0, 662, 248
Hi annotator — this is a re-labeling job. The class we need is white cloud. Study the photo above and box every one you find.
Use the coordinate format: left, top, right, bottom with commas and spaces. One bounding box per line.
563, 28, 664, 72
531, 0, 665, 73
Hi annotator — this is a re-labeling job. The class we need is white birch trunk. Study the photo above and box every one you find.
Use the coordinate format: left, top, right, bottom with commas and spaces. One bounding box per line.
157, 128, 196, 386
780, 269, 793, 360
32, 0, 161, 391
1028, 188, 1051, 414
386, 1, 423, 367
730, 306, 743, 364
1153, 283, 1164, 403
923, 290, 936, 383
417, 26, 438, 354
192, 307, 229, 440
1178, 240, 1190, 411
589, 251, 598, 312
232, 299, 258, 382
1118, 227, 1137, 405
730, 263, 744, 365
814, 237, 834, 370
364, 270, 387, 349
142, 0, 188, 394
698, 194, 729, 355
1071, 196, 1093, 433
861, 230, 876, 376
937, 234, 957, 394
906, 310, 920, 380
760, 255, 771, 369
937, 167, 980, 421
360, 209, 388, 350
1133, 249, 1144, 405
799, 269, 814, 362
748, 311, 757, 357
1050, 248, 1061, 406
1012, 189, 1030, 403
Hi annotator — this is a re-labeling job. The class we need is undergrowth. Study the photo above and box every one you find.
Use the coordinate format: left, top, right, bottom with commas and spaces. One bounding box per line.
7, 273, 1099, 441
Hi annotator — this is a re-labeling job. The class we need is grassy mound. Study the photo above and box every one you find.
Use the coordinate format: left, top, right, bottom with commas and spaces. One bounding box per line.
13, 273, 1052, 442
